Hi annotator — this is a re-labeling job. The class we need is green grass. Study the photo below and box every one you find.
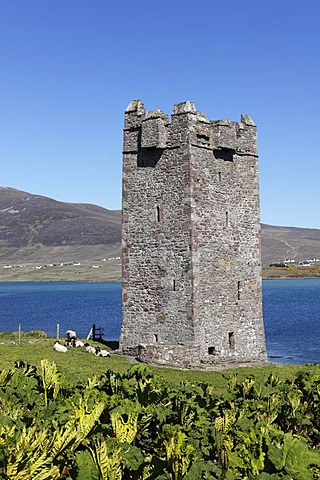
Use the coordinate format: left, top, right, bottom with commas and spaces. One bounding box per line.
0, 338, 319, 395
262, 265, 320, 279
0, 330, 48, 341
0, 262, 121, 282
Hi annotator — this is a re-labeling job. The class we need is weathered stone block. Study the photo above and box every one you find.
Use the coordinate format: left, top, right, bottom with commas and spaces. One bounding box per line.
141, 115, 168, 148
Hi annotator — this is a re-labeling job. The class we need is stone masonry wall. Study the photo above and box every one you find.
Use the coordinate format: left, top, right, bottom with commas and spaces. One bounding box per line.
120, 100, 267, 367
121, 101, 195, 348
189, 115, 265, 362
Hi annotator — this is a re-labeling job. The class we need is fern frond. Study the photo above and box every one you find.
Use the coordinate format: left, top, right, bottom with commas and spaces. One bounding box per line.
0, 368, 14, 386
40, 358, 62, 406
110, 410, 139, 444
51, 399, 105, 457
88, 437, 123, 480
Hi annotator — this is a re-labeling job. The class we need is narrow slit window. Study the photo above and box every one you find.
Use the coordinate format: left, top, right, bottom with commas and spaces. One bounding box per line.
156, 206, 161, 222
218, 172, 222, 182
152, 334, 158, 343
237, 281, 241, 300
228, 332, 235, 350
225, 211, 229, 227
173, 279, 176, 291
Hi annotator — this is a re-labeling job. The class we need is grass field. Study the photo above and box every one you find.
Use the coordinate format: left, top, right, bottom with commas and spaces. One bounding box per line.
0, 259, 121, 282
263, 264, 320, 279
0, 337, 319, 395
1, 262, 320, 282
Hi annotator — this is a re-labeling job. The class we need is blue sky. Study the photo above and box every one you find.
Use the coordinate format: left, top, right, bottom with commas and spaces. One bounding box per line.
1, 0, 320, 228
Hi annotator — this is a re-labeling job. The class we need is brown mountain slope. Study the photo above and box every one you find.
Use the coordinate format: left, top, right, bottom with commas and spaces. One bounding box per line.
1, 187, 320, 269
0, 187, 121, 264
261, 223, 320, 265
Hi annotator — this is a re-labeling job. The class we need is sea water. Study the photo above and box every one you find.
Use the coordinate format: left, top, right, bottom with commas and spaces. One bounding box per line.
0, 282, 122, 341
1, 279, 320, 364
263, 278, 320, 364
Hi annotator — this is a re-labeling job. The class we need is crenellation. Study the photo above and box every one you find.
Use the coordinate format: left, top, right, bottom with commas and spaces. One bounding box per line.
124, 100, 146, 131
123, 128, 140, 153
125, 99, 146, 113
141, 115, 168, 149
120, 100, 267, 368
172, 101, 196, 115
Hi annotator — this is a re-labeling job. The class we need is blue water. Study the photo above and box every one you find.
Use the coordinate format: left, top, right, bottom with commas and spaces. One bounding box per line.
0, 282, 122, 341
263, 278, 320, 364
1, 279, 320, 364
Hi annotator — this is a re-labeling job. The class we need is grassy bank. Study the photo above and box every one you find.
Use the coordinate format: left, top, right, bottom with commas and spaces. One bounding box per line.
0, 256, 121, 282
0, 337, 318, 395
263, 264, 320, 279
2, 263, 320, 282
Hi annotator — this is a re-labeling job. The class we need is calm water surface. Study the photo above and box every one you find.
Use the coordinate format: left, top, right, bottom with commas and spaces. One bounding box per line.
263, 278, 320, 364
1, 279, 320, 364
0, 282, 121, 341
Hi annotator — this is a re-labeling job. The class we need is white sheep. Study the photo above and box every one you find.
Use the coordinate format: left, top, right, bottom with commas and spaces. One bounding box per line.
53, 341, 67, 353
84, 343, 96, 354
95, 346, 110, 358
66, 329, 77, 340
71, 339, 84, 348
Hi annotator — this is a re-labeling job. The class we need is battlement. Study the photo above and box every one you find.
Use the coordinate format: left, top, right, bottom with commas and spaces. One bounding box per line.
123, 100, 258, 157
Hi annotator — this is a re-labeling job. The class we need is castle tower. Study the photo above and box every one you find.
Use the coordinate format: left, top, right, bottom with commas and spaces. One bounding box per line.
120, 100, 267, 367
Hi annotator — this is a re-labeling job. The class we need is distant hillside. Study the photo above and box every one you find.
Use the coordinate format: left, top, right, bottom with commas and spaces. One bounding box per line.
1, 187, 320, 273
0, 187, 121, 265
261, 223, 320, 265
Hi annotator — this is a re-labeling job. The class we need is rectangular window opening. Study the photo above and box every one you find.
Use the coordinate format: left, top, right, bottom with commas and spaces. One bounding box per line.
213, 148, 234, 162
137, 147, 163, 167
197, 133, 210, 142
228, 332, 235, 350
152, 334, 158, 344
208, 346, 216, 355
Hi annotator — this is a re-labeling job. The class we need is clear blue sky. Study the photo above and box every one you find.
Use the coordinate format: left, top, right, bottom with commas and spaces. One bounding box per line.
1, 0, 319, 228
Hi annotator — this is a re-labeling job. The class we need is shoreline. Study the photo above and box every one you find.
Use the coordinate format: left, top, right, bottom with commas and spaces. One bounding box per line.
1, 261, 320, 282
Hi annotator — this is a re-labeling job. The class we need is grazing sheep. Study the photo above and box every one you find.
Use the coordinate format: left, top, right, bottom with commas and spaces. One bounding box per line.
95, 346, 110, 358
53, 341, 67, 353
84, 343, 96, 354
71, 339, 84, 348
66, 330, 77, 341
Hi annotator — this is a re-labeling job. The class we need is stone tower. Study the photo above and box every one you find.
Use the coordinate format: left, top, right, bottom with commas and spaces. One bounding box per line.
120, 100, 267, 367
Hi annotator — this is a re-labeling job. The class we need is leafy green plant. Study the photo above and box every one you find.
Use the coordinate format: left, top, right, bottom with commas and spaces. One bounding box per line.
0, 360, 320, 479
